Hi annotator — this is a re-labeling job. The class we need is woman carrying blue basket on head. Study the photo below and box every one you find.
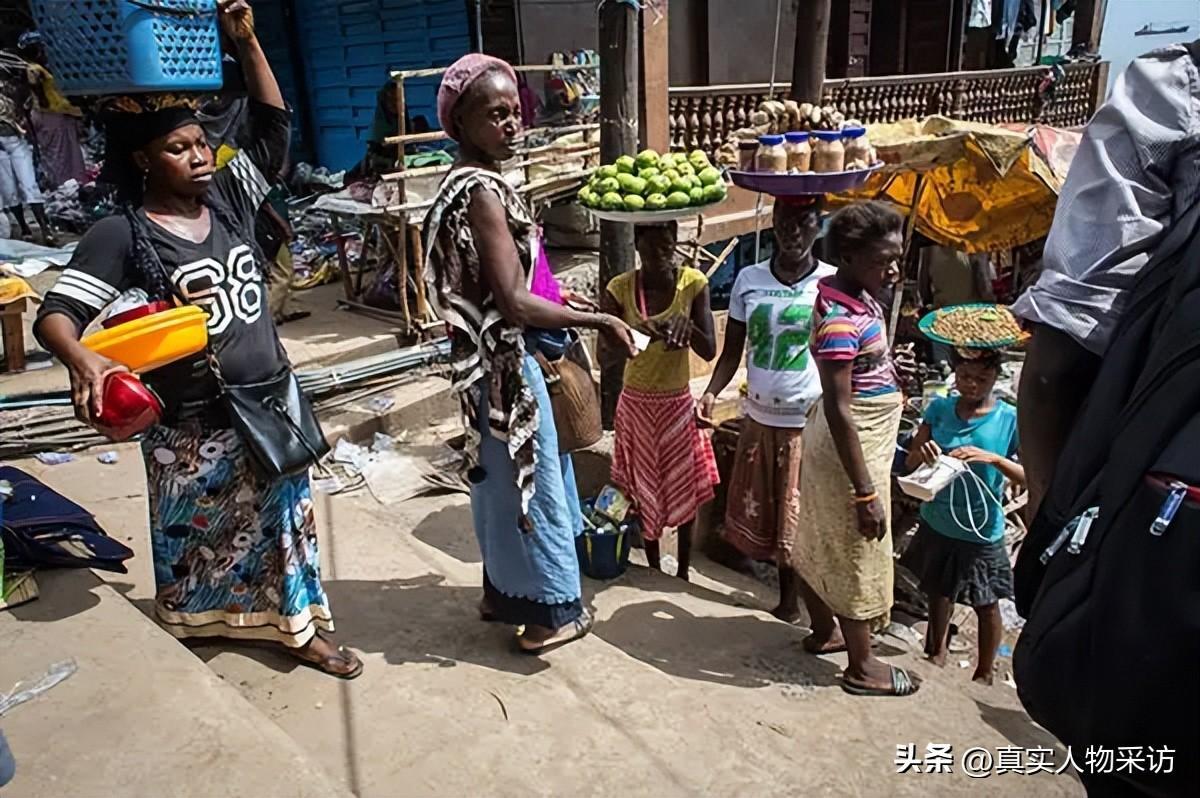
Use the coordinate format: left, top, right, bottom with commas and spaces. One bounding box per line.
34, 1, 361, 678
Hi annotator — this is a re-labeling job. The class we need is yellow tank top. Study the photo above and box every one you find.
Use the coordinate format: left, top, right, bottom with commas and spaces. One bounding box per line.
606, 266, 707, 393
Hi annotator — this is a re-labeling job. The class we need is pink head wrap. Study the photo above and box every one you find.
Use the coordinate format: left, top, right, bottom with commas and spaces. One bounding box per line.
437, 54, 519, 141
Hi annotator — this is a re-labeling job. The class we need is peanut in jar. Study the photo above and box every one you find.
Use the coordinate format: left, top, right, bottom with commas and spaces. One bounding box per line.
784, 131, 812, 172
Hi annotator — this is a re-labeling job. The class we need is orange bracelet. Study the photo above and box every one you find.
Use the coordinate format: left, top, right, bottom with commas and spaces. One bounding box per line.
853, 492, 879, 504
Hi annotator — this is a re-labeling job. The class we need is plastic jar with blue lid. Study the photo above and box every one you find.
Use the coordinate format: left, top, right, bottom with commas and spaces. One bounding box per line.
811, 130, 846, 173
842, 125, 873, 169
755, 134, 788, 173
784, 131, 812, 172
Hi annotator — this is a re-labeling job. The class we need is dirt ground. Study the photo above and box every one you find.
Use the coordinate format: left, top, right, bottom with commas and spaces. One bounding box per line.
6, 440, 1083, 797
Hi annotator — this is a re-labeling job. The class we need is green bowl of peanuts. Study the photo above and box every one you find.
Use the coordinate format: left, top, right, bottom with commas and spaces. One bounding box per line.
918, 303, 1027, 349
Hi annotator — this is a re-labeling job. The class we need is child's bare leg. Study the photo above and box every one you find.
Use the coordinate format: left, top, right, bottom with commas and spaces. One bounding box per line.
925, 594, 954, 667
973, 602, 1002, 685
773, 562, 802, 623
676, 521, 693, 581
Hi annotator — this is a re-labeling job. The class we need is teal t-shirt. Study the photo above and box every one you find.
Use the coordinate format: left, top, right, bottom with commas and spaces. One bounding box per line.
918, 396, 1018, 544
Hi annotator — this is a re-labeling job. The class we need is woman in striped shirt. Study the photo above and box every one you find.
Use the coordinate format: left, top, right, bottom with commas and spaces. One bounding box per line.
792, 202, 920, 697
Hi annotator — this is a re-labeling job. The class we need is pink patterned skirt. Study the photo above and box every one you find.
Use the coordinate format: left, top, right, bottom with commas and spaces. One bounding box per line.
611, 387, 719, 541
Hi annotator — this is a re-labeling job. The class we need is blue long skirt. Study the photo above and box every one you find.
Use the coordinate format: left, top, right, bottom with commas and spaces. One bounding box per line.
470, 354, 584, 628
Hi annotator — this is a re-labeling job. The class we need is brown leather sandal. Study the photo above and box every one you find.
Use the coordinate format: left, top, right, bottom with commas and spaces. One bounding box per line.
294, 637, 364, 680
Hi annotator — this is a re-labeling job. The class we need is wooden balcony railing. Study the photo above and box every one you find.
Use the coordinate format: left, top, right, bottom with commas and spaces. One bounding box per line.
669, 61, 1109, 157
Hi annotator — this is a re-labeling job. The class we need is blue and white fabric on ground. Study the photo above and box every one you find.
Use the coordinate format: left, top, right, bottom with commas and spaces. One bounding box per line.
471, 353, 584, 629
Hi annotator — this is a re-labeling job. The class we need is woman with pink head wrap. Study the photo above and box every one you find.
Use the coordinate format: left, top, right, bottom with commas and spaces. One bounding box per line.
438, 54, 568, 304
423, 54, 634, 654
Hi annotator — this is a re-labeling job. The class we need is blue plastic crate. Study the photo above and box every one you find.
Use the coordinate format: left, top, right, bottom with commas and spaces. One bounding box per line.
31, 0, 223, 95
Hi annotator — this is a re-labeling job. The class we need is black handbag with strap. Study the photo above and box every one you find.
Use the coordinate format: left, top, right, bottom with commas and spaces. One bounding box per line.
127, 213, 330, 479
210, 355, 330, 480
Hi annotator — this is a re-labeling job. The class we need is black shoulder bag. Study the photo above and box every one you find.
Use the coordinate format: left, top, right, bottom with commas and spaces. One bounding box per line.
206, 351, 330, 480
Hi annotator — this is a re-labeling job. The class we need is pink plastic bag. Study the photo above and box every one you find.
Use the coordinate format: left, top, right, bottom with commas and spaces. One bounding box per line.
530, 234, 563, 305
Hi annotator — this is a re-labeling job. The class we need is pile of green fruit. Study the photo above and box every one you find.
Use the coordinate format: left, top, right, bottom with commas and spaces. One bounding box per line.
578, 149, 727, 213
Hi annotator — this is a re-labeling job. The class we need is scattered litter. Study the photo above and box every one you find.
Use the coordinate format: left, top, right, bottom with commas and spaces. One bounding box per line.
958, 660, 972, 669
96, 451, 120, 465
364, 452, 448, 504
311, 474, 346, 494
997, 643, 1013, 658
332, 438, 370, 474
949, 636, 973, 654
315, 462, 367, 495
34, 452, 74, 466
660, 554, 679, 577
325, 436, 463, 503
371, 432, 396, 452
999, 599, 1025, 631
314, 701, 324, 710
882, 622, 922, 651
0, 659, 78, 717
757, 720, 790, 737
488, 691, 509, 722
429, 446, 462, 471
366, 396, 395, 414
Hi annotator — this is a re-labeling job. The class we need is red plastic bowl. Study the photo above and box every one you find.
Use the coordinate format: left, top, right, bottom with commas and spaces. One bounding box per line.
101, 301, 173, 330
93, 372, 163, 442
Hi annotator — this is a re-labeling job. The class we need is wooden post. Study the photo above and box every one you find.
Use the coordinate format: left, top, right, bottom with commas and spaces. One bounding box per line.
393, 77, 412, 335
1, 298, 28, 374
1091, 61, 1111, 115
639, 1, 670, 154
1072, 0, 1108, 53
791, 0, 831, 104
598, 0, 639, 429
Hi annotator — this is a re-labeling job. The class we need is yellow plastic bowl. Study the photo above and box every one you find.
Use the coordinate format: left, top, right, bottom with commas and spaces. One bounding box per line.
82, 306, 209, 373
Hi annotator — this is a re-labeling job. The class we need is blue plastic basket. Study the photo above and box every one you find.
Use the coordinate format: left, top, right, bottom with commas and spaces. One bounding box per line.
31, 0, 223, 95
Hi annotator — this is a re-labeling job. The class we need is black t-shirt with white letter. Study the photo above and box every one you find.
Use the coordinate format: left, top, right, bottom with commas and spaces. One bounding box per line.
37, 101, 291, 420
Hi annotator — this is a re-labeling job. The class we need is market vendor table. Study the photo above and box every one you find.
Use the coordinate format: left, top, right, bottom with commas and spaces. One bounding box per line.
309, 193, 433, 336
1, 297, 28, 373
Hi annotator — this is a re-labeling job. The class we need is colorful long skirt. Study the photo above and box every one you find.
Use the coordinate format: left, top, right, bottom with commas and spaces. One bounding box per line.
470, 354, 584, 629
723, 418, 804, 563
793, 393, 903, 631
611, 387, 719, 541
143, 422, 333, 648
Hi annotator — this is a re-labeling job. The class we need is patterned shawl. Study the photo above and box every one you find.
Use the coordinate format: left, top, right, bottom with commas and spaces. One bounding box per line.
424, 168, 540, 517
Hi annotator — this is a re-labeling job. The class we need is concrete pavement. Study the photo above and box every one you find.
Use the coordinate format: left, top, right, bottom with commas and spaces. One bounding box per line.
8, 443, 1082, 797
0, 569, 351, 798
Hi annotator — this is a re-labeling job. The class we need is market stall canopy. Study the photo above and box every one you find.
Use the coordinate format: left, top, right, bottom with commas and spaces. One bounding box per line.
831, 116, 1081, 253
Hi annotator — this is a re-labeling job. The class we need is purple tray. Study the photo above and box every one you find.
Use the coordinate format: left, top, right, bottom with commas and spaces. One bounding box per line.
728, 163, 883, 196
